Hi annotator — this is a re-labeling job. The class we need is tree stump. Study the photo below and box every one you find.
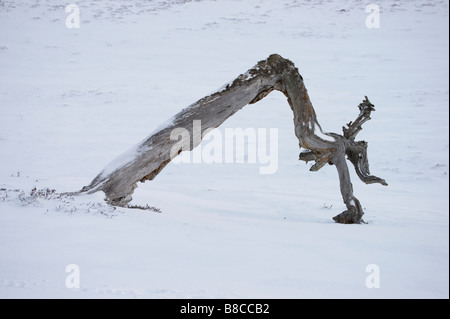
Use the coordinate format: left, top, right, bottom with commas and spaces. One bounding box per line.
75, 54, 387, 224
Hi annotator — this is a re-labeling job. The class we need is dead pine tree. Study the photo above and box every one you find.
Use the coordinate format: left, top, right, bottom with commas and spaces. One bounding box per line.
75, 54, 387, 224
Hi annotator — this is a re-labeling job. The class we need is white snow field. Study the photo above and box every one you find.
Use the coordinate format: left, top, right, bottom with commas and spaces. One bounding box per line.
0, 0, 448, 299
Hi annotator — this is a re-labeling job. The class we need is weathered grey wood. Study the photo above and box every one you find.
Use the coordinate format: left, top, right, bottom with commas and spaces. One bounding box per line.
76, 54, 387, 224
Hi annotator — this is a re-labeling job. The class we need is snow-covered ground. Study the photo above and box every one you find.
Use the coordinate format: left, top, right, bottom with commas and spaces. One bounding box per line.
0, 0, 448, 299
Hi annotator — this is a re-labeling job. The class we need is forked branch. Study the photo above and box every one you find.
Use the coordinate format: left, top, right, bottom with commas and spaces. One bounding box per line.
343, 96, 375, 141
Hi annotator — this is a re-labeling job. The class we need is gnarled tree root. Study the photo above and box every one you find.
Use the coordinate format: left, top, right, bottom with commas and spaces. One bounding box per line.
76, 54, 387, 224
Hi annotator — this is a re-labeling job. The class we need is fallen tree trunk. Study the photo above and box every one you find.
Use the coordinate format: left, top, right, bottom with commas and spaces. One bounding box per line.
76, 54, 387, 224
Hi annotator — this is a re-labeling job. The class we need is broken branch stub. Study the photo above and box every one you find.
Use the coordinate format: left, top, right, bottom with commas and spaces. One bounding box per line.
77, 54, 387, 224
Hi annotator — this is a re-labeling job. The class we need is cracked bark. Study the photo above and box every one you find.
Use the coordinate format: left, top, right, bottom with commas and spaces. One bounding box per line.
75, 54, 387, 224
